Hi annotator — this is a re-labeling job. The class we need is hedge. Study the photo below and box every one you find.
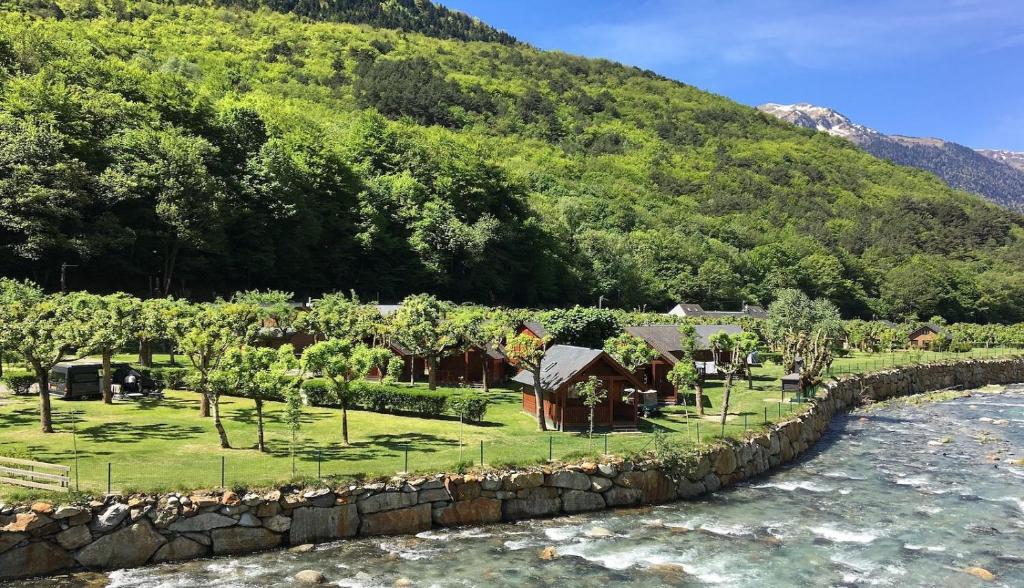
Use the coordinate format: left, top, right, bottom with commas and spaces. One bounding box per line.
1, 374, 36, 395
140, 367, 194, 389
299, 379, 489, 422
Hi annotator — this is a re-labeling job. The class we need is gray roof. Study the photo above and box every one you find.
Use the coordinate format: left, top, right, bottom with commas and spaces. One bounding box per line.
375, 304, 402, 317
521, 320, 549, 338
669, 302, 767, 319
625, 324, 744, 362
511, 345, 604, 392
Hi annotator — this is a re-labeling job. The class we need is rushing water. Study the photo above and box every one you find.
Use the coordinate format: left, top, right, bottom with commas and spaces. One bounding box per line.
29, 387, 1024, 587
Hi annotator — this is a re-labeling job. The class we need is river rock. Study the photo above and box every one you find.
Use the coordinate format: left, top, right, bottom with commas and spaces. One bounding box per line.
295, 570, 327, 584
546, 471, 591, 491
0, 541, 75, 579
676, 479, 706, 499
55, 525, 92, 550
152, 536, 208, 563
418, 488, 452, 503
76, 522, 166, 570
289, 505, 359, 544
263, 514, 292, 533
361, 503, 431, 536
254, 501, 280, 518
561, 490, 605, 513
211, 526, 282, 555
538, 546, 558, 560
589, 475, 613, 493
603, 486, 642, 507
714, 448, 738, 476
0, 532, 25, 554
597, 463, 618, 477
505, 472, 543, 491
433, 497, 501, 526
52, 505, 87, 520
502, 487, 560, 520
2, 512, 51, 533
303, 489, 335, 508
238, 513, 261, 527
90, 503, 129, 533
702, 473, 722, 493
358, 492, 416, 515
168, 512, 236, 533
963, 567, 995, 581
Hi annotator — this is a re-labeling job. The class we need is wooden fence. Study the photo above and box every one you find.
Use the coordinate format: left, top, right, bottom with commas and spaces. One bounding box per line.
0, 456, 70, 492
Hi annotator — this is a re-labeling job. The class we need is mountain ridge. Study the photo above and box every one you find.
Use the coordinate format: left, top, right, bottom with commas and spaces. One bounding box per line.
758, 102, 1024, 211
1, 1, 1023, 323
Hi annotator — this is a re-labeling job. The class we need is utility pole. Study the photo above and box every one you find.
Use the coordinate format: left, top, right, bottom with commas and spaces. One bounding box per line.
60, 262, 78, 294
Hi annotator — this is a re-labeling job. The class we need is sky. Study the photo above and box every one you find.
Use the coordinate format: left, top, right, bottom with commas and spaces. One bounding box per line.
442, 0, 1024, 151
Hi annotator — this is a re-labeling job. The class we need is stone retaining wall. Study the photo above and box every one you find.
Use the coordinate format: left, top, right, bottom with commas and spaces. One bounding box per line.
2, 358, 1022, 581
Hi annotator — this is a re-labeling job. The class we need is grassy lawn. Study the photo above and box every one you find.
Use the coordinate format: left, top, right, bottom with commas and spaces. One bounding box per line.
0, 347, 1018, 499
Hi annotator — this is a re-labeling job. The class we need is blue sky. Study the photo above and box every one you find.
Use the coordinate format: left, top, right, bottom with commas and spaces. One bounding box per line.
442, 0, 1024, 150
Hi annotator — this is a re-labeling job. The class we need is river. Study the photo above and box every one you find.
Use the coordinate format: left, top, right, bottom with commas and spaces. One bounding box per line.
29, 386, 1024, 587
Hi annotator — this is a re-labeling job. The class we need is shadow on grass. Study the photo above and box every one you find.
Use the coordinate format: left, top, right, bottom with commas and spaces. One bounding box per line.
80, 421, 205, 443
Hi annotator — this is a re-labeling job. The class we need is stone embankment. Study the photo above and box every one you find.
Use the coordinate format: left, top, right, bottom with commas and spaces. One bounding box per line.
1, 358, 1022, 581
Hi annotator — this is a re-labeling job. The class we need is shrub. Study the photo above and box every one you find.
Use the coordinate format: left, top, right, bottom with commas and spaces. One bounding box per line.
143, 367, 194, 389
1, 374, 36, 395
447, 393, 490, 423
300, 378, 335, 407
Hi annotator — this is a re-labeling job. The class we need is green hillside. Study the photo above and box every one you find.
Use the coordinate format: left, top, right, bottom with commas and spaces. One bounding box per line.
1, 0, 1023, 322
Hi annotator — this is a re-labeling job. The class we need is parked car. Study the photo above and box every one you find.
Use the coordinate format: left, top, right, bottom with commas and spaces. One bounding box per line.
48, 361, 162, 400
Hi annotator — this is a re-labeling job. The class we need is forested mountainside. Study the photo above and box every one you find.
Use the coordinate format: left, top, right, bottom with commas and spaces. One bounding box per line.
759, 103, 1024, 213
2, 0, 1024, 323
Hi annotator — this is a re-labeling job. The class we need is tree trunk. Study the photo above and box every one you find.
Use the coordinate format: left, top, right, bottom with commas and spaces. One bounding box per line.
480, 355, 490, 393
211, 394, 230, 449
101, 351, 113, 405
409, 356, 416, 384
255, 398, 265, 452
720, 373, 733, 427
162, 240, 180, 297
37, 366, 53, 433
532, 367, 547, 431
138, 339, 152, 367
341, 396, 350, 446
428, 355, 438, 390
199, 374, 210, 417
695, 380, 705, 416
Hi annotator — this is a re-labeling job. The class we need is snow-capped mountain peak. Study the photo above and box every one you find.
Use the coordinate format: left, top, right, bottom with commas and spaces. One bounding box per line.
758, 102, 879, 141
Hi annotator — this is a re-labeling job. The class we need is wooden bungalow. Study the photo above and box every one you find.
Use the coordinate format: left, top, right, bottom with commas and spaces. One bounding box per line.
909, 323, 944, 349
366, 341, 427, 383
435, 345, 508, 387
257, 301, 315, 353
624, 324, 744, 404
517, 320, 549, 341
666, 302, 768, 320
513, 345, 644, 431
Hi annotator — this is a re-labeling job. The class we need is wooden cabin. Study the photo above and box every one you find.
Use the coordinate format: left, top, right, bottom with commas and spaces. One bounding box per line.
257, 301, 315, 353
435, 345, 508, 387
517, 320, 549, 341
513, 345, 644, 431
908, 323, 944, 349
366, 342, 427, 383
624, 324, 744, 404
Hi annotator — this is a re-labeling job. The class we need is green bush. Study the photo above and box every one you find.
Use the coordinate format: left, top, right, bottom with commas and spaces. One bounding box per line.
1, 374, 36, 395
300, 378, 334, 407
143, 367, 194, 389
758, 352, 783, 365
448, 393, 490, 423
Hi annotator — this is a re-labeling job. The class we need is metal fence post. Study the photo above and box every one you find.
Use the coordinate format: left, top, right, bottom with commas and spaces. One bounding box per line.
317, 449, 322, 480
221, 456, 225, 489
548, 436, 553, 461
604, 433, 609, 456
404, 444, 409, 473
107, 462, 111, 494
479, 440, 484, 466
764, 406, 768, 424
695, 421, 700, 445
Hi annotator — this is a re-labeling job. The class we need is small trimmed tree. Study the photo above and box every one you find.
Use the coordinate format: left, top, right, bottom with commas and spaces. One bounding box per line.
572, 375, 606, 449
301, 291, 380, 343
603, 332, 660, 377
70, 292, 141, 404
678, 324, 705, 415
504, 331, 551, 431
666, 360, 699, 417
390, 294, 455, 390
302, 339, 381, 445
0, 280, 83, 433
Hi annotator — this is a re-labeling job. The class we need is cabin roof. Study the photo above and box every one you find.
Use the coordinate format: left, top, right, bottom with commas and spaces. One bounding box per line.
521, 320, 549, 338
624, 324, 744, 362
511, 345, 639, 393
